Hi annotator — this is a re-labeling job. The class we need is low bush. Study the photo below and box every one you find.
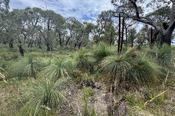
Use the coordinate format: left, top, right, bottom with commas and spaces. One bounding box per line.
100, 48, 162, 90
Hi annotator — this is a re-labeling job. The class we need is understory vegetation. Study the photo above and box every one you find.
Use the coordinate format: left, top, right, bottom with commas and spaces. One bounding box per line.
0, 42, 175, 116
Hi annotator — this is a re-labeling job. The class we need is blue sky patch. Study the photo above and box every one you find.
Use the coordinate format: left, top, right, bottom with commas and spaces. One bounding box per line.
10, 0, 113, 23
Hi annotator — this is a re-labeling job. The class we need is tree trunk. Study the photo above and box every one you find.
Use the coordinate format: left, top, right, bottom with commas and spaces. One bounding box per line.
121, 17, 125, 52
118, 13, 121, 54
59, 33, 63, 47
66, 37, 71, 46
161, 32, 172, 46
9, 39, 13, 48
78, 41, 82, 49
125, 26, 128, 48
74, 43, 77, 49
18, 40, 24, 56
150, 28, 153, 48
46, 43, 51, 51
38, 37, 42, 49
157, 2, 175, 46
131, 39, 134, 47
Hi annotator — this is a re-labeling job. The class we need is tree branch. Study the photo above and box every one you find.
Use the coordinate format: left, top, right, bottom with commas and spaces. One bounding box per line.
167, 20, 175, 34
128, 0, 140, 18
114, 12, 160, 30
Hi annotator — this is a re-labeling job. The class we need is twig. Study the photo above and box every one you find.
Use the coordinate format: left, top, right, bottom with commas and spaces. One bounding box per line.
144, 90, 168, 107
0, 72, 8, 83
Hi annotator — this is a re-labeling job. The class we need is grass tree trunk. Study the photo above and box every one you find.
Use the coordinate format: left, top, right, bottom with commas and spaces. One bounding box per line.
38, 37, 42, 49
121, 17, 125, 52
9, 39, 13, 48
118, 13, 121, 54
18, 40, 24, 56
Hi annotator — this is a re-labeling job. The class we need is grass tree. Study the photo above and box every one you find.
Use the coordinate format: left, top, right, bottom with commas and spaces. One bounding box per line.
18, 78, 68, 116
74, 49, 96, 73
9, 55, 45, 79
100, 48, 162, 92
40, 57, 75, 80
93, 42, 114, 60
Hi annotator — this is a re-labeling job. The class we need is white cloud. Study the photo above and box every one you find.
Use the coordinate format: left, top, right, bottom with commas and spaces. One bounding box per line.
10, 0, 114, 23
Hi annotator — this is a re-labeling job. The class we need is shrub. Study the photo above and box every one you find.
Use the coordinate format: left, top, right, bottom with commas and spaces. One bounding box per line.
9, 55, 45, 78
40, 57, 75, 80
83, 87, 96, 116
93, 42, 114, 60
100, 48, 162, 89
157, 44, 172, 65
74, 49, 96, 73
18, 78, 68, 116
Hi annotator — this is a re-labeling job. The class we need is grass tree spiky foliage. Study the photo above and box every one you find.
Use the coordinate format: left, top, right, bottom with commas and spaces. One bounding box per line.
18, 78, 68, 116
9, 55, 45, 78
100, 48, 162, 89
74, 49, 96, 73
0, 67, 6, 74
40, 57, 75, 80
93, 42, 114, 60
157, 44, 172, 65
142, 44, 174, 73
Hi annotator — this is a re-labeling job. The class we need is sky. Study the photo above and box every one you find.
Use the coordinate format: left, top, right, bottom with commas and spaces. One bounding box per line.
10, 0, 114, 23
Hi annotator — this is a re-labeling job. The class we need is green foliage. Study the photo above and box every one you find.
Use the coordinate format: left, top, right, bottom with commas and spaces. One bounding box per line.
9, 55, 45, 78
18, 78, 67, 116
40, 57, 75, 80
93, 42, 114, 60
129, 56, 161, 85
158, 44, 172, 65
100, 48, 161, 87
0, 52, 19, 61
74, 49, 96, 72
83, 87, 95, 97
83, 87, 96, 116
125, 93, 143, 107
0, 66, 6, 74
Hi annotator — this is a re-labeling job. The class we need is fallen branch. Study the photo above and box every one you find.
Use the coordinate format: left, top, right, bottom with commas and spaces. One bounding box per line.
144, 90, 168, 107
0, 72, 8, 83
162, 71, 169, 89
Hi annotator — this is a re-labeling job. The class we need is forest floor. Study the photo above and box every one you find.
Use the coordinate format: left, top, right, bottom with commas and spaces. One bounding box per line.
1, 76, 175, 116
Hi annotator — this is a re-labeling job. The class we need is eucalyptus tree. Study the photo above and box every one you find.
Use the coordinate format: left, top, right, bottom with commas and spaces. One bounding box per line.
11, 9, 26, 55
112, 0, 175, 46
53, 13, 65, 47
0, 0, 9, 11
95, 10, 115, 45
0, 0, 10, 44
136, 25, 159, 48
65, 17, 83, 48
4, 9, 19, 48
81, 22, 96, 47
39, 10, 58, 51
22, 7, 42, 48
